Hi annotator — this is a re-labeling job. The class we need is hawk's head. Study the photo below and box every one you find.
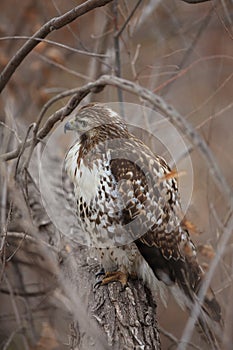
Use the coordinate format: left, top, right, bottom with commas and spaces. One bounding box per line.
64, 103, 127, 136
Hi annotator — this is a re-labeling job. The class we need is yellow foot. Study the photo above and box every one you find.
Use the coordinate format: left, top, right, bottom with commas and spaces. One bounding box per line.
95, 270, 128, 288
102, 271, 128, 286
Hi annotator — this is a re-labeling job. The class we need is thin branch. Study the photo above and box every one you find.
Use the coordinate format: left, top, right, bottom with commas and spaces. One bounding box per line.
181, 0, 212, 3
187, 72, 233, 119
0, 0, 114, 93
88, 6, 112, 84
3, 231, 59, 253
162, 5, 214, 95
180, 6, 214, 66
0, 286, 54, 298
0, 36, 109, 58
214, 3, 233, 40
6, 231, 28, 262
1, 75, 232, 207
5, 276, 30, 350
0, 87, 90, 161
160, 327, 201, 350
115, 0, 142, 38
14, 123, 35, 177
0, 121, 21, 143
113, 0, 124, 105
2, 325, 24, 350
153, 55, 233, 94
34, 52, 92, 81
0, 202, 13, 283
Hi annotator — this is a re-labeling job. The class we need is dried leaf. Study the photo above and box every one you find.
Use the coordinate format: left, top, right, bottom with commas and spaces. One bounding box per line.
46, 48, 65, 64
161, 169, 186, 181
198, 244, 215, 260
182, 219, 199, 235
34, 41, 48, 54
32, 321, 59, 350
0, 53, 9, 67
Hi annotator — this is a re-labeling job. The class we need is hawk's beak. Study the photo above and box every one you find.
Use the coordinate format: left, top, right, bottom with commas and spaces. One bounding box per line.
64, 120, 73, 133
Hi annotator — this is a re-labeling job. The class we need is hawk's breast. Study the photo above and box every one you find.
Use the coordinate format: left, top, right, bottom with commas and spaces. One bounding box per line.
65, 141, 123, 246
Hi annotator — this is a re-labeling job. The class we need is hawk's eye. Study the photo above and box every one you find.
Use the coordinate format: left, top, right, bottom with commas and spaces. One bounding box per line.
80, 120, 87, 128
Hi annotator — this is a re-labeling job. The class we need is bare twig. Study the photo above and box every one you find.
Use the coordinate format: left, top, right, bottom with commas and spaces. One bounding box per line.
0, 163, 8, 232
187, 72, 233, 119
219, 0, 232, 26
1, 75, 232, 207
115, 0, 142, 38
160, 327, 201, 350
113, 1, 124, 105
181, 0, 212, 3
162, 6, 214, 95
6, 231, 28, 262
153, 55, 233, 93
0, 286, 54, 298
88, 6, 112, 87
131, 44, 141, 82
0, 0, 114, 92
222, 258, 233, 348
0, 121, 21, 143
0, 87, 90, 161
5, 276, 30, 350
0, 36, 110, 58
0, 202, 13, 283
14, 123, 35, 177
2, 325, 24, 350
3, 231, 59, 253
34, 52, 91, 81
214, 3, 233, 39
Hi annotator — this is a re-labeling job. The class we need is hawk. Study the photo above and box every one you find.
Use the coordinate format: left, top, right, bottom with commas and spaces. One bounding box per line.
64, 103, 221, 344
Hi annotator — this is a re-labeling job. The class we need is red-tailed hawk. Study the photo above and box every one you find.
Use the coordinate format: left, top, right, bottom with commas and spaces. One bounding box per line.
64, 103, 221, 345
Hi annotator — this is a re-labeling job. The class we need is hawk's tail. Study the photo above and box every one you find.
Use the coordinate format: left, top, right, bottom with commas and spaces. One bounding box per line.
135, 239, 222, 348
174, 257, 222, 348
165, 252, 222, 349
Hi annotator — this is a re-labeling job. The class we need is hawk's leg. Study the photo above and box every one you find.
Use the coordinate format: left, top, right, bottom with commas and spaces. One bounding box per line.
95, 270, 128, 288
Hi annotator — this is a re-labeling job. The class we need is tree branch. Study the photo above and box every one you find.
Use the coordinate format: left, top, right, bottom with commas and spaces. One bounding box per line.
0, 0, 113, 93
181, 0, 212, 3
1, 75, 232, 208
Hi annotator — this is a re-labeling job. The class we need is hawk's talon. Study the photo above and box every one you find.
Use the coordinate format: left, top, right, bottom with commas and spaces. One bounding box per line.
95, 267, 105, 279
94, 270, 128, 288
93, 280, 102, 290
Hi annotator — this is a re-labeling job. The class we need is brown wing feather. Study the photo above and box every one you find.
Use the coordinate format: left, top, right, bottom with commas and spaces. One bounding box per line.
110, 152, 221, 328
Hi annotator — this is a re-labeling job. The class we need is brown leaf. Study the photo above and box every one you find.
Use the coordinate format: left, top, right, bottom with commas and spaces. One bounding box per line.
198, 244, 215, 260
32, 321, 59, 350
161, 169, 186, 181
182, 219, 199, 235
34, 41, 48, 54
46, 48, 65, 64
0, 53, 9, 68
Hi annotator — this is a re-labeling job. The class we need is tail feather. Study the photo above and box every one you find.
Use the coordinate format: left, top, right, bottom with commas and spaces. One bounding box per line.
196, 310, 220, 349
135, 239, 222, 347
172, 256, 222, 347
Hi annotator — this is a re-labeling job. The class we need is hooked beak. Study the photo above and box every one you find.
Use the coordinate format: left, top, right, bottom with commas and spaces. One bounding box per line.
64, 120, 73, 133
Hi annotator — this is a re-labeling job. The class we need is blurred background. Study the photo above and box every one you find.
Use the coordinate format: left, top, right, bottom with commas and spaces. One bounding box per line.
0, 0, 232, 349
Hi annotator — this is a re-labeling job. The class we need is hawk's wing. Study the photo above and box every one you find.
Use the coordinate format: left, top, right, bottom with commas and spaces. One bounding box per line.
109, 140, 184, 262
109, 144, 221, 326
